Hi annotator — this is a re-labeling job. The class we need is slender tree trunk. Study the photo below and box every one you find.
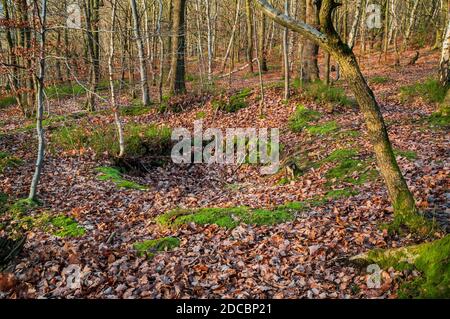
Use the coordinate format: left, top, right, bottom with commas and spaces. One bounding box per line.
108, 0, 125, 157
29, 0, 48, 201
259, 11, 268, 72
169, 0, 187, 95
205, 0, 214, 83
130, 0, 151, 105
245, 0, 254, 73
440, 1, 450, 86
348, 0, 363, 49
283, 0, 290, 100
222, 0, 241, 72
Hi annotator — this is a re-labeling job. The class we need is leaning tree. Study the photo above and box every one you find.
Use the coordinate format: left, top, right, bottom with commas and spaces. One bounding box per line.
254, 0, 426, 232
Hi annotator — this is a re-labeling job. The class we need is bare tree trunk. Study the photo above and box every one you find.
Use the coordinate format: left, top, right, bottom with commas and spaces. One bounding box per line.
283, 0, 290, 100
222, 0, 241, 72
245, 0, 254, 73
169, 0, 187, 95
403, 0, 420, 48
29, 0, 48, 201
130, 0, 151, 105
440, 1, 450, 86
259, 11, 268, 72
302, 0, 320, 82
348, 0, 364, 49
108, 0, 125, 157
205, 0, 214, 83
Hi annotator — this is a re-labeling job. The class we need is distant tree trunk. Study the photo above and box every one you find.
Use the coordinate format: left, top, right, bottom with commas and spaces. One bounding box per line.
205, 0, 214, 83
108, 0, 125, 157
130, 0, 151, 105
283, 0, 290, 99
29, 0, 48, 201
259, 11, 268, 72
83, 0, 100, 111
302, 0, 320, 82
403, 0, 420, 49
440, 2, 450, 86
245, 0, 254, 73
348, 0, 363, 49
255, 0, 424, 231
170, 0, 187, 95
222, 0, 241, 72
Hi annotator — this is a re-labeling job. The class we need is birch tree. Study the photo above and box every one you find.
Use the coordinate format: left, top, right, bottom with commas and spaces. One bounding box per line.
130, 0, 151, 105
29, 0, 48, 201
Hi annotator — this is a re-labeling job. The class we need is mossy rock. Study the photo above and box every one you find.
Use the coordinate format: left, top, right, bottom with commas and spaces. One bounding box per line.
133, 237, 180, 258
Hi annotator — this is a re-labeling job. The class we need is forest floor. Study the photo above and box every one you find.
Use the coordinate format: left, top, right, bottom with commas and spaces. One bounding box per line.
0, 48, 448, 299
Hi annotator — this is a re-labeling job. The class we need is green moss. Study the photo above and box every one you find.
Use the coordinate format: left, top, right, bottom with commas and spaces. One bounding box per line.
48, 215, 85, 237
156, 202, 309, 229
120, 105, 151, 117
306, 121, 340, 135
339, 130, 361, 138
96, 167, 148, 190
394, 149, 418, 160
318, 149, 378, 185
0, 96, 16, 108
301, 81, 353, 107
365, 235, 450, 298
384, 211, 436, 238
212, 88, 252, 113
134, 237, 180, 258
426, 112, 450, 128
0, 151, 23, 173
195, 111, 206, 119
400, 79, 447, 104
288, 105, 321, 132
370, 76, 391, 84
0, 192, 8, 214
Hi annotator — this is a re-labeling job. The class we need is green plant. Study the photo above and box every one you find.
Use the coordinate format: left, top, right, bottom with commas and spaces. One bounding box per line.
0, 152, 23, 173
288, 105, 321, 132
306, 121, 340, 135
212, 88, 252, 113
134, 237, 180, 258
51, 122, 172, 158
96, 167, 148, 190
0, 96, 16, 108
370, 76, 391, 84
48, 215, 86, 237
400, 79, 447, 104
120, 105, 151, 117
301, 81, 353, 107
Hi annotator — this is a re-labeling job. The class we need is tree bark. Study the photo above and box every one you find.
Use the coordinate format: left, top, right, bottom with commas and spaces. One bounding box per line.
108, 0, 125, 157
130, 0, 151, 105
29, 0, 48, 201
245, 0, 255, 73
302, 0, 320, 82
169, 0, 187, 95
